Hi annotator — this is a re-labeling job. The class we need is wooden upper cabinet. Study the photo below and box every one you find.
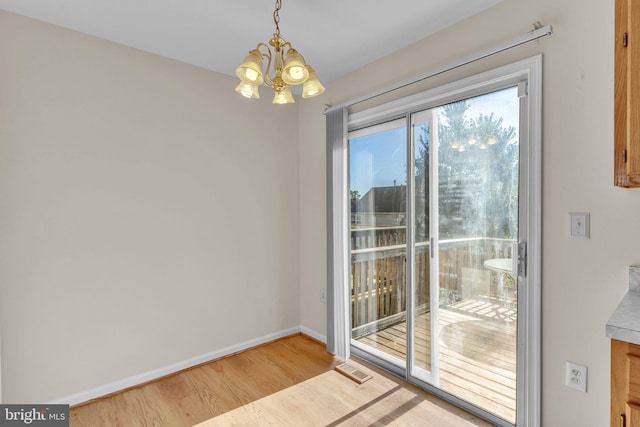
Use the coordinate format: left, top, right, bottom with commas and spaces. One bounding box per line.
616, 0, 640, 187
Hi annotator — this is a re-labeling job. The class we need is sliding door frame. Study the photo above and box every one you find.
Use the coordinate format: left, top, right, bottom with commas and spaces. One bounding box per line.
327, 55, 542, 427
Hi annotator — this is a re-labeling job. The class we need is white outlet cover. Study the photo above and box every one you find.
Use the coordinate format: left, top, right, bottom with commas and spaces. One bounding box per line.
565, 361, 587, 392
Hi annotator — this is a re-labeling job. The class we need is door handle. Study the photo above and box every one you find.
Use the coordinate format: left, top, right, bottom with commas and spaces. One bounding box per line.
512, 241, 527, 278
511, 242, 518, 279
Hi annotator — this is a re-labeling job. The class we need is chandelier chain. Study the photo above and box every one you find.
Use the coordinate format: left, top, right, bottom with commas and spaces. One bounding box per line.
273, 0, 282, 38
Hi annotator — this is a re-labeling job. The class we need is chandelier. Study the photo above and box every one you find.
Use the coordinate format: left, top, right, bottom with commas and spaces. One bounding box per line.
235, 0, 325, 104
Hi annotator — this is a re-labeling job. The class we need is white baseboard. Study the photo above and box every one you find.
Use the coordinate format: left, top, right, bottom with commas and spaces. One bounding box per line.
49, 326, 308, 406
300, 326, 326, 344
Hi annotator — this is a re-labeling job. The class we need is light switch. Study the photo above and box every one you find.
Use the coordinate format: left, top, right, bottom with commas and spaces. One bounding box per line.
569, 212, 590, 239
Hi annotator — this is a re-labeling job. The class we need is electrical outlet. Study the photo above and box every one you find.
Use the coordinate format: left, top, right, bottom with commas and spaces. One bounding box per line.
566, 361, 587, 392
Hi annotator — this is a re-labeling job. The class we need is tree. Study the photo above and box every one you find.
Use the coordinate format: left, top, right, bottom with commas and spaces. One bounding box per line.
350, 190, 361, 215
415, 99, 518, 240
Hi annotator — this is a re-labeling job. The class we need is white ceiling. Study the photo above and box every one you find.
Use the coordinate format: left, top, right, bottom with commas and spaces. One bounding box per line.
0, 0, 504, 83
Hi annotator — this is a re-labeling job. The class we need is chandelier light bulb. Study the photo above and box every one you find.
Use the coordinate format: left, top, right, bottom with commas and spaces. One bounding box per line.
244, 68, 260, 83
288, 66, 305, 81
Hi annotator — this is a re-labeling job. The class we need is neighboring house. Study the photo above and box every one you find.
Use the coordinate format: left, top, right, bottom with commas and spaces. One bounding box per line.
352, 185, 407, 227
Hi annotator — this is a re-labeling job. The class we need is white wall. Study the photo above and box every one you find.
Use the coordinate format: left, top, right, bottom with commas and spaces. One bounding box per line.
0, 11, 301, 403
299, 0, 640, 426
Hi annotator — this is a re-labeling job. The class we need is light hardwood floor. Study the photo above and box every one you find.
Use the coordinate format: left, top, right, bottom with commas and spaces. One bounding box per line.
70, 334, 492, 426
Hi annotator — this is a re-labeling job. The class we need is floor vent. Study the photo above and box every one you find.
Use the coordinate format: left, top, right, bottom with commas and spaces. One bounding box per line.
334, 363, 373, 384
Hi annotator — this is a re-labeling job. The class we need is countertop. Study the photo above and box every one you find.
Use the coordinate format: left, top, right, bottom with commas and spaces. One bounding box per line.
606, 266, 640, 345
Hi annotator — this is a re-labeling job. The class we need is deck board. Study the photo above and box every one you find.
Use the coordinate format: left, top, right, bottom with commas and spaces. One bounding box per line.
354, 300, 517, 423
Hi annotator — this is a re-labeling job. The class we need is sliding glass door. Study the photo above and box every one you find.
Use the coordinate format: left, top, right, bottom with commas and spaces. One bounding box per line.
411, 88, 520, 423
348, 83, 526, 425
349, 119, 408, 365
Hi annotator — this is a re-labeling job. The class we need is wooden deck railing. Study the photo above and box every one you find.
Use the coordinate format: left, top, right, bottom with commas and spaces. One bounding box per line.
350, 228, 514, 335
351, 226, 406, 250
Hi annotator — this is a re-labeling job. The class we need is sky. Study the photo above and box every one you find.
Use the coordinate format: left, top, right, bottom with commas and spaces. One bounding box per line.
349, 86, 519, 197
350, 126, 407, 197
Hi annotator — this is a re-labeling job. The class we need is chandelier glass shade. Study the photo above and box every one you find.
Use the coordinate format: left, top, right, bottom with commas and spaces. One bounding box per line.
234, 0, 325, 104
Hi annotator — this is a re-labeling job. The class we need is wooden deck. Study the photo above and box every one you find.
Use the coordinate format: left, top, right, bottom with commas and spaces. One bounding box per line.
355, 299, 517, 423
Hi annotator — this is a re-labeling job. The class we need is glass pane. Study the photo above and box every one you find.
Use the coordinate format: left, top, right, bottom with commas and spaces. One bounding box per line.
349, 120, 407, 364
436, 87, 519, 423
